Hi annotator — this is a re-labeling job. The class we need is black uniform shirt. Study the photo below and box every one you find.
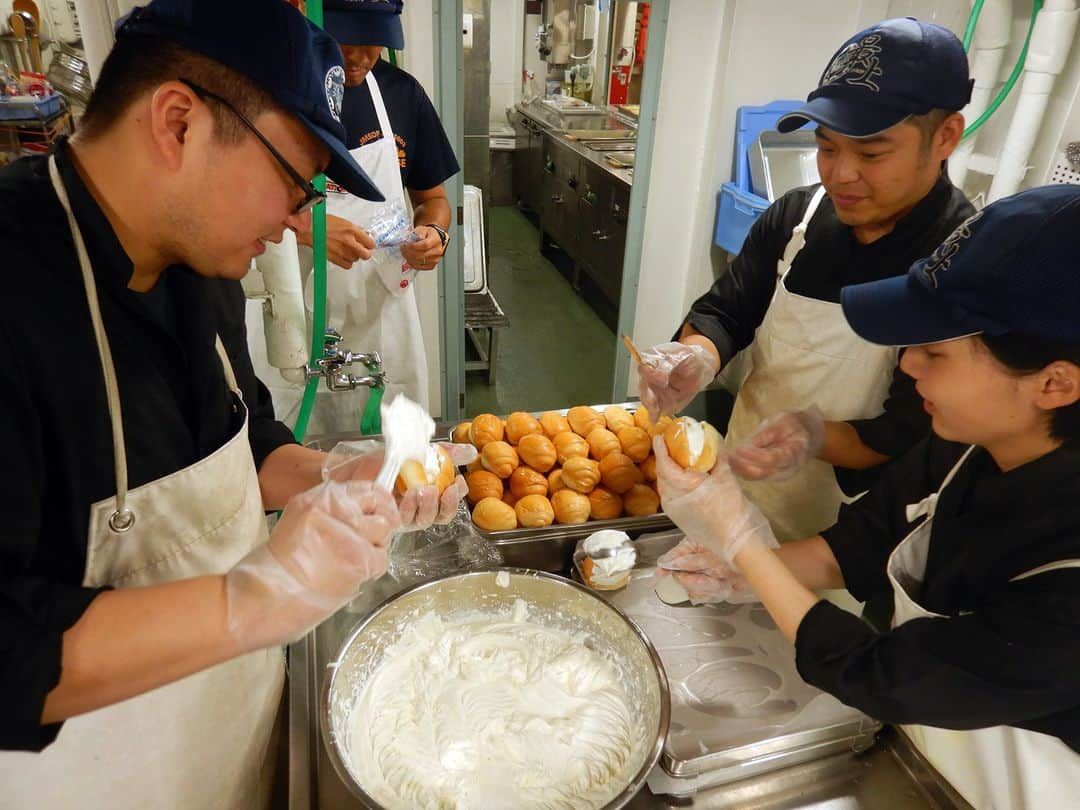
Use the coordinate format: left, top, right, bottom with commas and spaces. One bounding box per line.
684, 174, 974, 467
0, 143, 296, 752
335, 58, 460, 192
797, 436, 1080, 750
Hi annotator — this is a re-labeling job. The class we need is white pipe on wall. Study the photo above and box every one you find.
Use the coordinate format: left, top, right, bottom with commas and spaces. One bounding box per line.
951, 0, 1012, 188
988, 0, 1080, 200
252, 229, 309, 383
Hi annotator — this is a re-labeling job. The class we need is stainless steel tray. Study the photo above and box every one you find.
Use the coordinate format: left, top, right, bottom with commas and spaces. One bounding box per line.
600, 530, 881, 795
748, 130, 820, 201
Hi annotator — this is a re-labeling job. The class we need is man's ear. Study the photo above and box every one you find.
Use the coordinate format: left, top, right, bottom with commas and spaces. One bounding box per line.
1036, 361, 1080, 411
147, 81, 199, 171
934, 112, 965, 160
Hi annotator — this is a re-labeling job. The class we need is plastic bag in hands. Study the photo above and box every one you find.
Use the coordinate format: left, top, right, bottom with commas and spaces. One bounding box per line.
635, 342, 719, 421
366, 200, 424, 287
656, 536, 759, 605
225, 480, 399, 652
729, 407, 826, 482
652, 435, 778, 566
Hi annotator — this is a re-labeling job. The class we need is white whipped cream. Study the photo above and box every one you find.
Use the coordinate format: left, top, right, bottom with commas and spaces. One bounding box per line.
682, 419, 705, 466
423, 445, 442, 483
347, 600, 641, 809
583, 530, 636, 586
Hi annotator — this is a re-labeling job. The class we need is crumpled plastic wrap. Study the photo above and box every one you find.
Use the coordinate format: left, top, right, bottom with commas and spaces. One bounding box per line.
387, 501, 503, 585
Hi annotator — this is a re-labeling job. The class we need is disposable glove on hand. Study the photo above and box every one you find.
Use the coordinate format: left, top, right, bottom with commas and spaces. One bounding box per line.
656, 537, 758, 604
636, 342, 720, 421
226, 480, 399, 652
653, 435, 778, 566
321, 440, 477, 531
729, 408, 826, 482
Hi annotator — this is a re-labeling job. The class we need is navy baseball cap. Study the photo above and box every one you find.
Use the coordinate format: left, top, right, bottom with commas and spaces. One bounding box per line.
842, 185, 1080, 347
117, 0, 384, 201
777, 17, 972, 138
325, 0, 405, 50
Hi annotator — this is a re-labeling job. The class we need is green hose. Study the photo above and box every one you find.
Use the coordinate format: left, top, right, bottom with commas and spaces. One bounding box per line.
962, 0, 1044, 140
294, 0, 328, 443
962, 0, 986, 51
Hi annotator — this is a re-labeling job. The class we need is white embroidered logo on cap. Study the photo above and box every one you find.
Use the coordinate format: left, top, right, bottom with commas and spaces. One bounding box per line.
922, 211, 984, 288
325, 66, 345, 123
822, 34, 884, 92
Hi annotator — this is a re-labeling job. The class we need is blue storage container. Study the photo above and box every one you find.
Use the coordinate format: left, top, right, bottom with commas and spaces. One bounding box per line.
714, 100, 808, 255
0, 94, 64, 121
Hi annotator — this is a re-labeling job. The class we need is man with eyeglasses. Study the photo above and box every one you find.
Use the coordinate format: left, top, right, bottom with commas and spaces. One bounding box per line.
0, 1, 458, 806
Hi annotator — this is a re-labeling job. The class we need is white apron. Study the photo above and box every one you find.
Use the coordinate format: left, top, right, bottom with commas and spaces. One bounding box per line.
263, 72, 428, 435
0, 156, 285, 809
725, 186, 898, 543
889, 446, 1080, 810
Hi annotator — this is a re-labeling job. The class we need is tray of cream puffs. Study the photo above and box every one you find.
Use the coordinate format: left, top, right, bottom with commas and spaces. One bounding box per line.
449, 403, 717, 543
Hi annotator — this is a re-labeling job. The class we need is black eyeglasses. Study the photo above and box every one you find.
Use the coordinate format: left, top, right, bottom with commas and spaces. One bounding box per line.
178, 77, 327, 214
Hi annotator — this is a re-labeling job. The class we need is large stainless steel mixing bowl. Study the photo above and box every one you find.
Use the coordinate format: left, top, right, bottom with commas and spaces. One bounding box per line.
322, 568, 670, 809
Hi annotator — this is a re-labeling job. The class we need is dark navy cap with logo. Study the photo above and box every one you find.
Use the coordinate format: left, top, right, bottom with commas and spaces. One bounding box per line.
841, 185, 1080, 347
118, 0, 384, 201
324, 0, 405, 50
777, 17, 973, 138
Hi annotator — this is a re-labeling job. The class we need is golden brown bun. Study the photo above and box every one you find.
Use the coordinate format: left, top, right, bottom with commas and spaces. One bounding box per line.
509, 466, 548, 499
567, 406, 606, 437
582, 557, 630, 591
617, 426, 651, 462
663, 416, 721, 472
451, 421, 472, 443
589, 487, 623, 520
639, 453, 658, 482
633, 407, 652, 430
505, 411, 543, 445
472, 497, 518, 531
548, 468, 566, 493
553, 431, 590, 465
466, 457, 484, 474
561, 456, 601, 494
586, 427, 621, 460
623, 483, 660, 516
603, 405, 635, 433
394, 446, 454, 495
466, 470, 503, 504
502, 490, 519, 508
551, 489, 591, 524
539, 411, 571, 439
599, 452, 644, 494
517, 433, 557, 472
515, 494, 555, 528
649, 415, 674, 438
469, 413, 504, 449
480, 440, 519, 478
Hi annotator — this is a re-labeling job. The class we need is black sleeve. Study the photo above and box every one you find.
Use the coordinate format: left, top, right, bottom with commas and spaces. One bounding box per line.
682, 191, 802, 363
795, 568, 1080, 731
821, 437, 963, 601
0, 324, 108, 752
402, 82, 460, 192
210, 281, 297, 469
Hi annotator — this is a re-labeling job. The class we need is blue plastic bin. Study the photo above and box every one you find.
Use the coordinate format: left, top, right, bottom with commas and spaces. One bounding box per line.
714, 100, 808, 255
0, 94, 64, 121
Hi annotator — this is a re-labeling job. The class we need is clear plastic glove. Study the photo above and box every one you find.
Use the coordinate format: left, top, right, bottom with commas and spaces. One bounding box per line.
635, 342, 720, 420
321, 440, 476, 531
656, 537, 758, 604
653, 435, 778, 566
729, 408, 826, 482
225, 480, 399, 652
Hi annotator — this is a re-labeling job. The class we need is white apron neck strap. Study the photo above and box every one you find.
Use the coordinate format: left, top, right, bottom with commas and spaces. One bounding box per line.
905, 445, 979, 523
777, 184, 827, 277
48, 154, 134, 533
365, 71, 396, 146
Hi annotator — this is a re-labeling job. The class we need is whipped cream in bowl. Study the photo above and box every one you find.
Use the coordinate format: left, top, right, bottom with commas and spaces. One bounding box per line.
323, 569, 669, 810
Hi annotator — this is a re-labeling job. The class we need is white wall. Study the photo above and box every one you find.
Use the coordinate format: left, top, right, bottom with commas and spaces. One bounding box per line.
400, 0, 445, 416
490, 0, 525, 125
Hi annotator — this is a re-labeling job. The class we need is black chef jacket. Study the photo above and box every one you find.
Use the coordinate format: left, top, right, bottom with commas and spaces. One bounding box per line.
796, 436, 1080, 750
0, 142, 297, 752
684, 174, 974, 484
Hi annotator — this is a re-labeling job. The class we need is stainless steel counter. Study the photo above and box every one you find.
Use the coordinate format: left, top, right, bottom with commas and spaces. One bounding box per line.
517, 100, 636, 186
286, 572, 971, 810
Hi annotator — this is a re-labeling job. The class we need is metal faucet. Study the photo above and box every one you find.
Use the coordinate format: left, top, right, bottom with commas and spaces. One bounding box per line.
304, 328, 387, 391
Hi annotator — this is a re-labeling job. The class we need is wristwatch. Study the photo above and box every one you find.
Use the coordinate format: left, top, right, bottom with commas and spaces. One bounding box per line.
425, 223, 450, 251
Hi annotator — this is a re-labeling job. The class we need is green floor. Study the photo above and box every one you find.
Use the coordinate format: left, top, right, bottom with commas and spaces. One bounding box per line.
465, 205, 615, 416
